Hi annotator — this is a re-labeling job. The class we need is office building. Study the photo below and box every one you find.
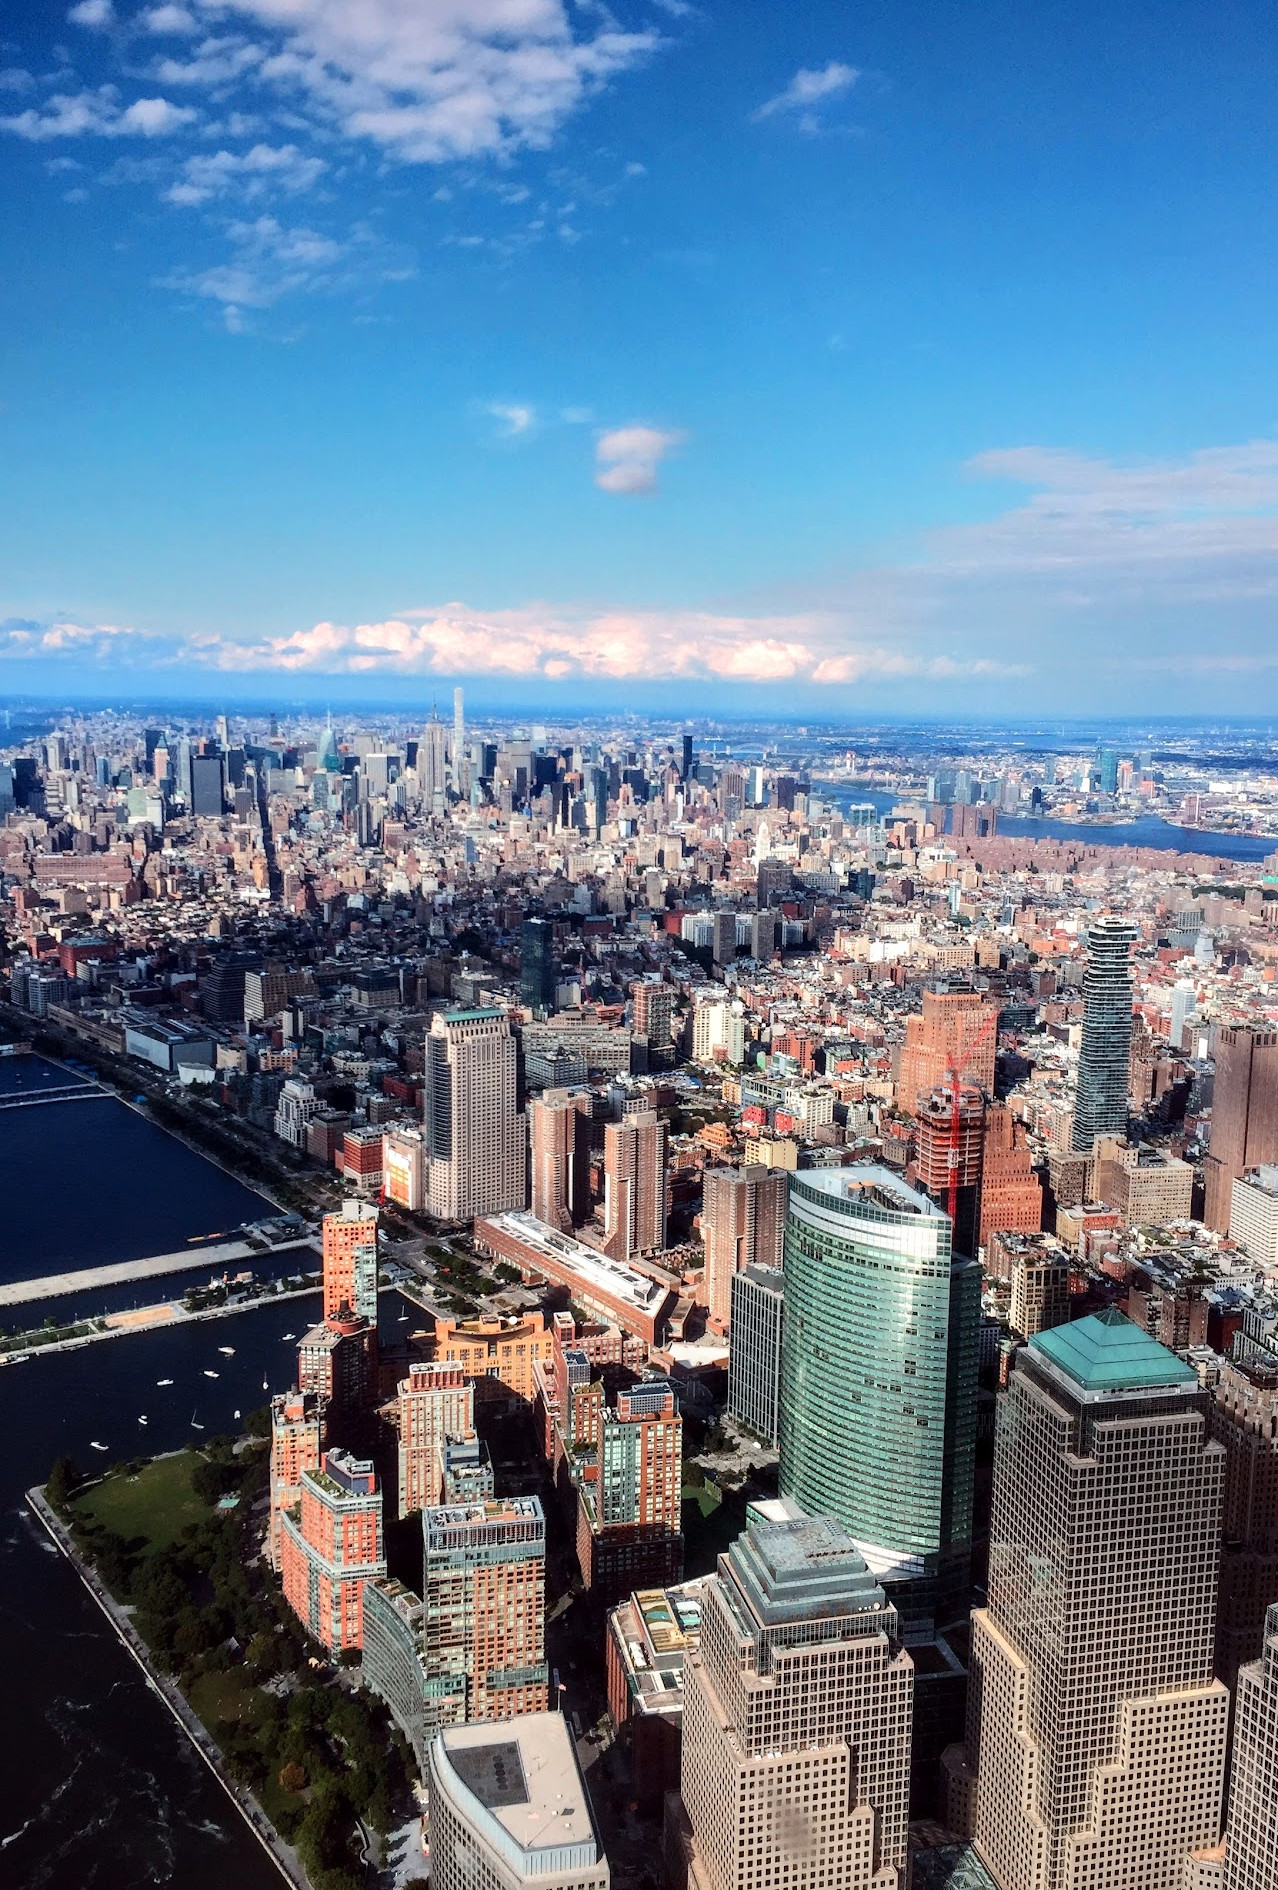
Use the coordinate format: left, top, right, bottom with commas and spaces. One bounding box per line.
1072, 917, 1138, 1151
383, 1122, 426, 1212
426, 1714, 610, 1890
397, 1361, 475, 1519
1205, 1027, 1278, 1232
267, 1389, 323, 1570
451, 685, 466, 796
322, 1198, 379, 1326
727, 1263, 785, 1446
1230, 1166, 1278, 1265
701, 1164, 787, 1330
603, 1110, 668, 1263
1223, 1603, 1278, 1890
425, 1008, 526, 1222
528, 1090, 590, 1231
899, 989, 999, 1116
950, 1311, 1228, 1890
675, 1497, 913, 1890
475, 1211, 676, 1346
520, 917, 557, 1015
422, 1495, 549, 1725
577, 1378, 683, 1605
419, 710, 447, 809
605, 1578, 708, 1813
189, 750, 225, 817
1093, 1136, 1195, 1225
779, 1165, 980, 1637
1210, 1333, 1278, 1687
280, 1449, 387, 1654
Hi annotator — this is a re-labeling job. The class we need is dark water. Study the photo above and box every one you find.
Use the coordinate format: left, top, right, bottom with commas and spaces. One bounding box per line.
0, 1064, 274, 1285
0, 1057, 327, 1890
825, 784, 1275, 862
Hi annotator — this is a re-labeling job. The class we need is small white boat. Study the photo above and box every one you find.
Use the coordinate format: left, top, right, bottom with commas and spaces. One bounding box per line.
233, 1409, 241, 1420
203, 1370, 219, 1379
89, 1441, 108, 1452
138, 1416, 148, 1426
156, 1378, 173, 1387
190, 1410, 204, 1430
261, 1375, 269, 1391
218, 1347, 235, 1357
281, 1333, 295, 1341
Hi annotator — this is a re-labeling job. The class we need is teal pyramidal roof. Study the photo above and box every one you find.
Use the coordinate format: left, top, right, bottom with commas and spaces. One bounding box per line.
1030, 1308, 1198, 1393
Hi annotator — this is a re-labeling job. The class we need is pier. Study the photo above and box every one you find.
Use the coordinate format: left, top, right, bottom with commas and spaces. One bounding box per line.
0, 1237, 319, 1309
0, 1083, 109, 1110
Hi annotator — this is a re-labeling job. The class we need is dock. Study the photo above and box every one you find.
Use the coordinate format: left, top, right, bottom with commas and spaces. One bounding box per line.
0, 1237, 318, 1309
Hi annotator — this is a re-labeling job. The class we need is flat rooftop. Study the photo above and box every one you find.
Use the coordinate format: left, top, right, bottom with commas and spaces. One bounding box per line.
791, 1163, 946, 1221
437, 1714, 600, 1864
481, 1210, 672, 1311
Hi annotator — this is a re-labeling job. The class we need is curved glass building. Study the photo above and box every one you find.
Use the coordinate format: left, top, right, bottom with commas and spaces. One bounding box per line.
1072, 916, 1138, 1152
778, 1164, 979, 1636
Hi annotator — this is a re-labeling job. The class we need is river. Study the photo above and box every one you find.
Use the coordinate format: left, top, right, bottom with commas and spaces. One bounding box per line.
822, 784, 1276, 863
0, 1060, 339, 1890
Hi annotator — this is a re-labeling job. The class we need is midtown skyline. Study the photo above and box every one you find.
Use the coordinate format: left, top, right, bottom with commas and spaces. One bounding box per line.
5, 0, 1278, 713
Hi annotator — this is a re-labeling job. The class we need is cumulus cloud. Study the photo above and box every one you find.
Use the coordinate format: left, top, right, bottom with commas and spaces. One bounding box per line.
595, 424, 685, 495
161, 213, 346, 311
753, 61, 858, 128
164, 141, 325, 205
68, 0, 114, 26
485, 401, 537, 440
142, 3, 199, 30
1, 86, 196, 139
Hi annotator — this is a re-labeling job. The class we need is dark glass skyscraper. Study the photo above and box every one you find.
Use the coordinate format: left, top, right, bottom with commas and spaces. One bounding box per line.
520, 916, 557, 1016
778, 1164, 979, 1638
1071, 916, 1137, 1152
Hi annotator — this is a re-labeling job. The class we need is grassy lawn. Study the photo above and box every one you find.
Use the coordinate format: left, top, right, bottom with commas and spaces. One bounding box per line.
75, 1450, 205, 1554
188, 1664, 264, 1732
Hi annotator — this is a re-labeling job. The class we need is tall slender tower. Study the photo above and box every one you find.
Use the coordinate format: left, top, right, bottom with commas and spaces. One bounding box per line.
701, 1164, 787, 1329
321, 1199, 379, 1325
419, 708, 448, 811
779, 1164, 979, 1638
1072, 917, 1138, 1151
603, 1111, 668, 1262
1203, 1025, 1278, 1231
450, 686, 467, 796
425, 1008, 526, 1222
953, 1310, 1228, 1890
1224, 1603, 1278, 1890
676, 1496, 913, 1890
528, 1089, 590, 1232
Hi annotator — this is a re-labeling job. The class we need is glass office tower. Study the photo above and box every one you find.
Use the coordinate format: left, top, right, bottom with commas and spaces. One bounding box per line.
778, 1164, 979, 1639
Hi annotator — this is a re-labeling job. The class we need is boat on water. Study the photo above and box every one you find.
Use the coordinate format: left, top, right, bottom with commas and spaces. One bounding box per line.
89, 1441, 107, 1452
190, 1411, 204, 1430
233, 1408, 240, 1420
138, 1416, 148, 1426
156, 1378, 174, 1386
218, 1346, 235, 1357
281, 1332, 295, 1341
203, 1369, 219, 1379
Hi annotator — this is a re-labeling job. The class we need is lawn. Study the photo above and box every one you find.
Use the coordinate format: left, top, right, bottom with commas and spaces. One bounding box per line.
188, 1664, 264, 1732
75, 1450, 205, 1554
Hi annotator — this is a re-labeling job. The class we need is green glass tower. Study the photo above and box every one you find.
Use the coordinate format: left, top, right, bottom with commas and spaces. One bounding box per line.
778, 1164, 979, 1638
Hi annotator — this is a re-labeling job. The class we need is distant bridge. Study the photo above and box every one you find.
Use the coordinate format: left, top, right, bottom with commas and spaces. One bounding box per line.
0, 1084, 109, 1111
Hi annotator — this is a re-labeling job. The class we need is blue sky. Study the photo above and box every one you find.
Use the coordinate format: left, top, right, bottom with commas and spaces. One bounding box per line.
4, 0, 1278, 714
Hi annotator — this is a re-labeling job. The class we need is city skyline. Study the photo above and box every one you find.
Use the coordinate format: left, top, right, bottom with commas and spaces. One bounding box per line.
6, 3, 1278, 711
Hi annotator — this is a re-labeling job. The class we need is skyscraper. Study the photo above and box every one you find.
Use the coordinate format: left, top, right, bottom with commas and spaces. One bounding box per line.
268, 1388, 323, 1570
189, 750, 225, 817
631, 977, 676, 1057
397, 1361, 475, 1519
727, 1263, 785, 1446
603, 1110, 668, 1262
419, 709, 448, 809
951, 1311, 1228, 1890
425, 1008, 526, 1222
898, 988, 999, 1116
451, 685, 466, 796
912, 1082, 984, 1257
427, 1715, 610, 1890
576, 1377, 683, 1604
701, 1164, 787, 1330
778, 1165, 979, 1638
528, 1089, 590, 1232
321, 1198, 379, 1325
1209, 1331, 1278, 1687
675, 1496, 913, 1890
279, 1449, 387, 1654
1203, 1025, 1278, 1232
1224, 1604, 1278, 1890
422, 1494, 549, 1723
520, 916, 557, 1015
1071, 916, 1138, 1151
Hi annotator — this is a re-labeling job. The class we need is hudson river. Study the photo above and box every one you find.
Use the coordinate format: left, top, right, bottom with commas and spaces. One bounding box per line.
0, 1062, 322, 1890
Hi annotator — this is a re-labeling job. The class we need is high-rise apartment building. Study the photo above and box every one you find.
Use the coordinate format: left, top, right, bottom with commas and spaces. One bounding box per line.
675, 1496, 913, 1890
701, 1163, 787, 1330
950, 1311, 1228, 1890
898, 988, 998, 1116
1210, 1333, 1278, 1688
268, 1388, 323, 1569
1224, 1603, 1278, 1890
425, 1008, 526, 1222
632, 977, 676, 1053
779, 1165, 979, 1637
451, 685, 466, 796
1230, 1166, 1278, 1265
397, 1361, 475, 1519
577, 1377, 683, 1604
520, 916, 557, 1015
422, 1495, 549, 1724
727, 1263, 785, 1446
1008, 1240, 1071, 1342
280, 1449, 387, 1653
528, 1089, 590, 1232
913, 1082, 985, 1256
382, 1122, 426, 1211
978, 1104, 1044, 1252
1072, 917, 1138, 1151
603, 1110, 667, 1263
1204, 1026, 1278, 1232
321, 1198, 379, 1325
427, 1715, 610, 1890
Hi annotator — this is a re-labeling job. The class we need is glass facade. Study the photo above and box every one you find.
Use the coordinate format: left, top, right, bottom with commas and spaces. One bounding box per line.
1072, 916, 1137, 1151
778, 1165, 979, 1633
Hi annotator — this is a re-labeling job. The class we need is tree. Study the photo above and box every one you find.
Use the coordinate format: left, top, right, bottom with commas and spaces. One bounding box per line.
279, 1761, 309, 1793
46, 1455, 83, 1513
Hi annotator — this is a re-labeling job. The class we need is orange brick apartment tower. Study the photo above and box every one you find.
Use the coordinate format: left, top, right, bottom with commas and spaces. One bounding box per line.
268, 1388, 323, 1570
577, 1377, 684, 1607
898, 989, 998, 1116
529, 1088, 591, 1232
322, 1198, 379, 1325
603, 1110, 668, 1263
280, 1448, 387, 1654
1203, 1025, 1278, 1233
422, 1495, 550, 1723
396, 1361, 475, 1519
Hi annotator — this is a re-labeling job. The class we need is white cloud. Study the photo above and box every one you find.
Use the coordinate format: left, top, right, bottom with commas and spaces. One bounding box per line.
485, 402, 537, 439
68, 0, 114, 27
1, 85, 196, 139
753, 60, 858, 128
162, 213, 346, 309
164, 140, 325, 204
142, 4, 199, 31
595, 424, 684, 495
